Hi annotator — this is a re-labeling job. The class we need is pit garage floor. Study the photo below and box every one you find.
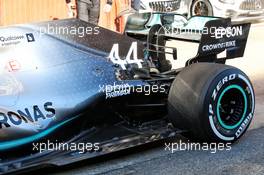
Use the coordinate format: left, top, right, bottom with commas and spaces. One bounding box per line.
45, 22, 264, 175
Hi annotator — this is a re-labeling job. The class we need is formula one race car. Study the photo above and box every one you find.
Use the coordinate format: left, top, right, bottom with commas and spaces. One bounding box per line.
0, 16, 254, 174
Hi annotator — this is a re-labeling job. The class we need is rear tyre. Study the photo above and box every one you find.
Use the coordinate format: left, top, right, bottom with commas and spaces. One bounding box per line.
168, 63, 255, 142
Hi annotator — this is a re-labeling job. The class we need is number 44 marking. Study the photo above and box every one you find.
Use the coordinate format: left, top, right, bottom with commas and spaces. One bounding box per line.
108, 42, 143, 70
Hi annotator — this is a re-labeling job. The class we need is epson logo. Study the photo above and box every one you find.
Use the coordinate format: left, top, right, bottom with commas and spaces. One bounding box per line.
212, 26, 243, 39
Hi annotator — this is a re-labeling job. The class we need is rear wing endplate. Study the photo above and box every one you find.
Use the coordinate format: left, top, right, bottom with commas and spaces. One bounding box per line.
198, 18, 251, 60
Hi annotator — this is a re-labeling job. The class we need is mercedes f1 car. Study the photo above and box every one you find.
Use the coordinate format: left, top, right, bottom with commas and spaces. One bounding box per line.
0, 15, 254, 174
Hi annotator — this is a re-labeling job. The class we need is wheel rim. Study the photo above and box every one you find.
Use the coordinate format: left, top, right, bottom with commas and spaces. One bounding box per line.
216, 85, 248, 130
191, 0, 213, 16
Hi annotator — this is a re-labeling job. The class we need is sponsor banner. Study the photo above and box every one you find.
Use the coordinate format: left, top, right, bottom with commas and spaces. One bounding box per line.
0, 33, 36, 47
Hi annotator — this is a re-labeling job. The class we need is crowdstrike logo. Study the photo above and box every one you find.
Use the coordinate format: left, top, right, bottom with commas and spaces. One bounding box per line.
202, 40, 236, 52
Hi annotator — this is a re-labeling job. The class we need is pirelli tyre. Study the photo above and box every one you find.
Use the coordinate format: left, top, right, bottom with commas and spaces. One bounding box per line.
168, 63, 255, 142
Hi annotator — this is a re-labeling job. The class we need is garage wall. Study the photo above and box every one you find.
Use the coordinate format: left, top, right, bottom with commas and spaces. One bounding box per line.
0, 0, 72, 26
